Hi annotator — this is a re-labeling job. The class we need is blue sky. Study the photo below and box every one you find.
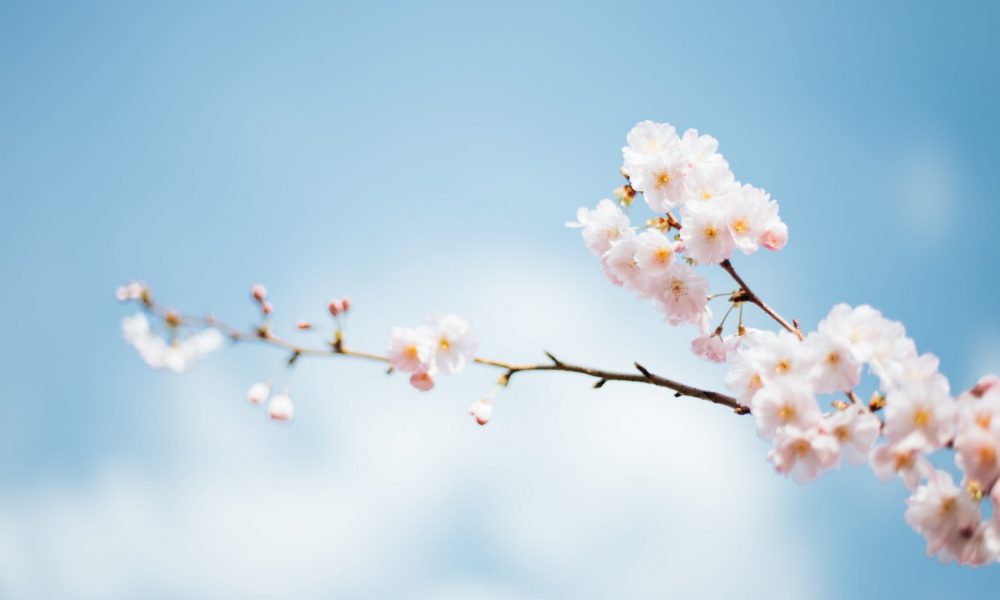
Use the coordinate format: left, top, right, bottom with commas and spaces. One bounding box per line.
2, 0, 999, 597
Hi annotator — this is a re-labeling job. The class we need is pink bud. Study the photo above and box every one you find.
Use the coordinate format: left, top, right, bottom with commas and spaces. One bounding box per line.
261, 300, 274, 315
328, 298, 344, 316
760, 223, 788, 251
469, 398, 494, 426
251, 284, 268, 302
296, 320, 312, 330
247, 381, 271, 405
342, 296, 351, 312
971, 375, 1000, 398
409, 370, 436, 392
268, 392, 294, 421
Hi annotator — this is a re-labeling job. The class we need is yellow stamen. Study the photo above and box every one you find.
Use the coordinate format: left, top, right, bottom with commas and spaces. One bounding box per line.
793, 439, 811, 457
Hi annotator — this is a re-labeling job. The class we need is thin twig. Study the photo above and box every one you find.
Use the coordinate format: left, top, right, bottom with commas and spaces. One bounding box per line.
719, 259, 803, 340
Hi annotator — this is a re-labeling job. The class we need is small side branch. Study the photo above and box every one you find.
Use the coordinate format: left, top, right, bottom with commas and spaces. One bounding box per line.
720, 259, 803, 340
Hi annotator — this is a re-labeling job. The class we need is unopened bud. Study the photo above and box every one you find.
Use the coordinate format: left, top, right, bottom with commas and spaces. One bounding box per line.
268, 392, 294, 421
469, 397, 494, 426
341, 296, 351, 312
115, 280, 147, 303
165, 311, 182, 328
409, 370, 436, 392
970, 375, 1000, 398
251, 284, 268, 303
613, 184, 636, 207
296, 320, 312, 330
328, 298, 344, 316
247, 381, 271, 406
261, 300, 274, 316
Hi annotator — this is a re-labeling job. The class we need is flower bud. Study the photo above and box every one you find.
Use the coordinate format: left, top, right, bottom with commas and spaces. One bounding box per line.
342, 296, 351, 312
469, 397, 494, 426
247, 381, 271, 405
268, 392, 294, 421
251, 284, 268, 302
261, 300, 274, 316
970, 375, 1000, 399
296, 320, 312, 330
328, 298, 344, 316
760, 223, 788, 251
165, 311, 182, 328
409, 370, 436, 391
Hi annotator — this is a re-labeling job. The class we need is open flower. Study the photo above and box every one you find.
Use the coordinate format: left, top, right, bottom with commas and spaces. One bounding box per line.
823, 404, 880, 466
768, 426, 839, 483
429, 314, 476, 375
567, 199, 632, 256
122, 313, 222, 374
905, 469, 982, 563
751, 379, 822, 440
387, 326, 434, 374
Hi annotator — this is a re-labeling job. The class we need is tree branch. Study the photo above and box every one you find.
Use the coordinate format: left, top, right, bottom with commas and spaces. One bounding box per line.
145, 303, 748, 415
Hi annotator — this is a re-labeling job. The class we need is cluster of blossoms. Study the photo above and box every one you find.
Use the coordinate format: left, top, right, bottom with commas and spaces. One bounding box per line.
121, 312, 223, 373
570, 120, 1000, 565
118, 281, 224, 374
569, 120, 787, 331
386, 314, 476, 392
731, 306, 1000, 564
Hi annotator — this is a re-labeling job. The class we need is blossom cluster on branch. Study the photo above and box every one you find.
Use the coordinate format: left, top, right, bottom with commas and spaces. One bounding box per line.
117, 120, 1000, 566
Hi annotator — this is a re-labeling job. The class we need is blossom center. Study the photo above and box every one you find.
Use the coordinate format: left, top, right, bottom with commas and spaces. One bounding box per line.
439, 337, 451, 351
913, 408, 931, 428
778, 405, 796, 422
893, 452, 914, 472
703, 225, 718, 241
656, 172, 671, 188
404, 345, 420, 360
775, 359, 792, 375
976, 414, 992, 429
978, 445, 997, 468
654, 248, 672, 263
939, 496, 957, 517
834, 426, 850, 442
825, 351, 840, 365
669, 279, 685, 299
732, 219, 748, 234
793, 439, 811, 457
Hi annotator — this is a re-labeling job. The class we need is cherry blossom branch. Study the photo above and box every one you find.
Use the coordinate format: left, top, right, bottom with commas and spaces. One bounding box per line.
141, 299, 747, 415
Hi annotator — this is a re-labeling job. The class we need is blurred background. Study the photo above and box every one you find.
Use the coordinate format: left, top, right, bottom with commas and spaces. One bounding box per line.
2, 0, 999, 597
